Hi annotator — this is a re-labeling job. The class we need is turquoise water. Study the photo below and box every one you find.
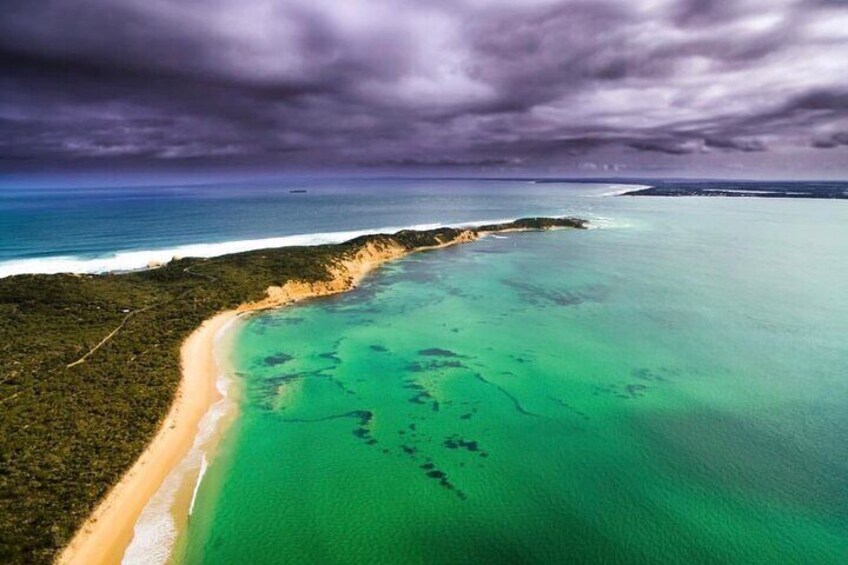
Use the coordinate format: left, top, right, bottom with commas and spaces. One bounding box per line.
174, 197, 848, 563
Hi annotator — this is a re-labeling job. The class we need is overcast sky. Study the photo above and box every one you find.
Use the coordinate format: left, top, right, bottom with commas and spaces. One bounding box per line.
2, 0, 847, 178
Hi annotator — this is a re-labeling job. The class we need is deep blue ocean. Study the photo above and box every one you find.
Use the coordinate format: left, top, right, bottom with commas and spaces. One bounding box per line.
0, 178, 629, 277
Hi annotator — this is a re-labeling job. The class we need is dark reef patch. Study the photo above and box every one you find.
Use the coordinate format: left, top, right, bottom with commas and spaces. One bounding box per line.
419, 464, 466, 499
548, 397, 590, 421
444, 437, 477, 451
631, 367, 678, 382
593, 383, 649, 399
408, 390, 432, 405
405, 381, 441, 412
281, 409, 373, 425
406, 359, 467, 372
265, 365, 355, 397
624, 384, 648, 398
319, 351, 342, 363
346, 411, 377, 445
401, 444, 418, 456
503, 279, 608, 308
473, 373, 539, 417
263, 353, 294, 366
245, 371, 311, 411
444, 435, 487, 457
419, 348, 463, 358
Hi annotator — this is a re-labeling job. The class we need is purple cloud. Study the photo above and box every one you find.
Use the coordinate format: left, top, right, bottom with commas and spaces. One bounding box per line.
1, 0, 847, 176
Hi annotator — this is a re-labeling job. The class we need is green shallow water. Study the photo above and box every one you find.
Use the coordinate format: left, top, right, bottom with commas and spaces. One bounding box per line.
174, 198, 848, 564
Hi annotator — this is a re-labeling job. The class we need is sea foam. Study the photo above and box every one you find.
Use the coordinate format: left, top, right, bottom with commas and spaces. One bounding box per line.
593, 184, 653, 197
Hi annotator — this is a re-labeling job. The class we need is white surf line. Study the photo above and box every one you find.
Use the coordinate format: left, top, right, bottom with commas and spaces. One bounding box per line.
188, 455, 208, 517
594, 184, 652, 197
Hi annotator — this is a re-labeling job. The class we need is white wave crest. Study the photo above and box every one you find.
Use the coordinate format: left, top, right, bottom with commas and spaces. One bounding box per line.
592, 184, 652, 197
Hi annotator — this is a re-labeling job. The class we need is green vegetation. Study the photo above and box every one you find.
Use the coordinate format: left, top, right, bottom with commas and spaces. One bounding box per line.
478, 217, 587, 232
0, 218, 585, 563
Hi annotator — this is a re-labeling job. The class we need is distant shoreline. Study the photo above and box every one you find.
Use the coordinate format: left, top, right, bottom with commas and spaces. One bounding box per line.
56, 217, 587, 564
620, 180, 848, 199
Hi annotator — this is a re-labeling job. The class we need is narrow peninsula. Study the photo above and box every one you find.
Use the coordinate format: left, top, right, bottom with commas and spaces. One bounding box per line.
0, 217, 586, 564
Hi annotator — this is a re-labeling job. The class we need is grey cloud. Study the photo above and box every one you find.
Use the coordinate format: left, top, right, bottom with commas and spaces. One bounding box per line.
1, 0, 847, 175
628, 140, 703, 155
812, 132, 848, 148
672, 0, 753, 27
791, 91, 848, 111
363, 157, 515, 168
705, 137, 767, 152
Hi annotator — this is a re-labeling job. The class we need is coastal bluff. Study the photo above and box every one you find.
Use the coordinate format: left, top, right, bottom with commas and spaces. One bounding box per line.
240, 217, 586, 311
0, 217, 585, 564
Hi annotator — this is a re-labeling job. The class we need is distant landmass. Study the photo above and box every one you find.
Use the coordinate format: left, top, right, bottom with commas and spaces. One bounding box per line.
395, 177, 848, 200
620, 180, 848, 199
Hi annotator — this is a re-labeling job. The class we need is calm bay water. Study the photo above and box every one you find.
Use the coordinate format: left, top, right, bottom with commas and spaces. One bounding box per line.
169, 193, 848, 563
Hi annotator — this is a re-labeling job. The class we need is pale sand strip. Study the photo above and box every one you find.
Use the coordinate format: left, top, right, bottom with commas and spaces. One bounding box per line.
57, 232, 480, 565
56, 311, 237, 565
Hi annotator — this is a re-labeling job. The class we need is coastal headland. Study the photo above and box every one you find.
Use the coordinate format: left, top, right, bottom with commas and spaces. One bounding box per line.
0, 217, 585, 564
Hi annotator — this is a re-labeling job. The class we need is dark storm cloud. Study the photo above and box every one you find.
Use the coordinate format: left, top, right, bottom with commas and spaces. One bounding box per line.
812, 132, 848, 148
1, 0, 847, 174
704, 137, 766, 152
367, 157, 515, 168
628, 140, 702, 155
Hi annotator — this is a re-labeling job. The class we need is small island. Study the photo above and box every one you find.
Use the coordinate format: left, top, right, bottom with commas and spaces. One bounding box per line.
0, 217, 586, 564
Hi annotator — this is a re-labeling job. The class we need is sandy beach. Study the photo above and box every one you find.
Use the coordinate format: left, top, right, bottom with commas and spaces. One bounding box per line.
56, 311, 237, 565
57, 231, 482, 564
